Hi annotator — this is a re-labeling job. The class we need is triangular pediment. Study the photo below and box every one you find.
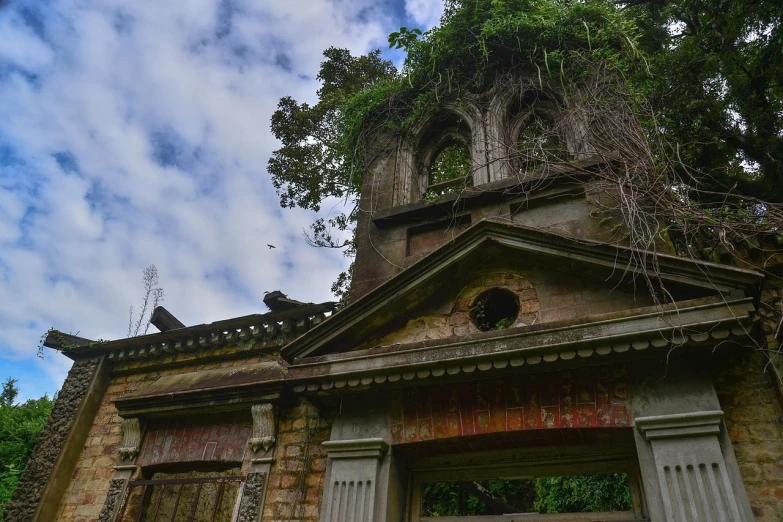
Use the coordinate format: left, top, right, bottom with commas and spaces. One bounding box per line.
282, 220, 761, 361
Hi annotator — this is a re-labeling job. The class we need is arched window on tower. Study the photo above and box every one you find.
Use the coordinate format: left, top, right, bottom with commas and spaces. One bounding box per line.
424, 139, 472, 198
512, 112, 566, 174
418, 112, 474, 200
502, 89, 569, 176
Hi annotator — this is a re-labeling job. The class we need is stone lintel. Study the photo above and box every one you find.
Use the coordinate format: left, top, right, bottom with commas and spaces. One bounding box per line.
322, 438, 388, 460
636, 410, 724, 440
114, 363, 285, 417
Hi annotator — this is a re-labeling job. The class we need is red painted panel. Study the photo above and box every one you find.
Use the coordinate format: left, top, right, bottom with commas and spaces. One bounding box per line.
138, 419, 251, 467
389, 366, 631, 444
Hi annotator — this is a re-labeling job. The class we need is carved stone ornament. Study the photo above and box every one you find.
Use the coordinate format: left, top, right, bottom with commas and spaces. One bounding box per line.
117, 417, 142, 460
237, 472, 267, 522
249, 403, 276, 452
98, 478, 127, 522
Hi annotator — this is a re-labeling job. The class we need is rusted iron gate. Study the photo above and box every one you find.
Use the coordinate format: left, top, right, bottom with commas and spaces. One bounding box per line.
115, 476, 246, 522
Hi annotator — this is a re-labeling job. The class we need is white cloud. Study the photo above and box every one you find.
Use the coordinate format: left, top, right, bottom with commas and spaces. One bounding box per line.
0, 0, 397, 400
405, 0, 444, 28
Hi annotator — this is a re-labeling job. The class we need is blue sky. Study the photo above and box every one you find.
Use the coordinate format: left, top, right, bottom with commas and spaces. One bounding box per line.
0, 0, 444, 402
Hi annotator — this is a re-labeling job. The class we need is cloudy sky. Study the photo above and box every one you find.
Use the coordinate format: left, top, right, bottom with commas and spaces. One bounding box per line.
0, 0, 444, 401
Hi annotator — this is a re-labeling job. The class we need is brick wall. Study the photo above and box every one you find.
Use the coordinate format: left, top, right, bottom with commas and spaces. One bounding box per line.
54, 352, 266, 522
264, 398, 332, 522
713, 347, 783, 521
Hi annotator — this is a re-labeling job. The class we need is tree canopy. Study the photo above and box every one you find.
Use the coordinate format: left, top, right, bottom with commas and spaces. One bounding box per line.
0, 378, 54, 517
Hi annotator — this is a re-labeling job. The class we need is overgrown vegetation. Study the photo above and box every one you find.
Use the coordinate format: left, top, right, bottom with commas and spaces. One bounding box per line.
268, 0, 783, 302
0, 378, 54, 517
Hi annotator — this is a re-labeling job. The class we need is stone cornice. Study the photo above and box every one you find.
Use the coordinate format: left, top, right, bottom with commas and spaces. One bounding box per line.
635, 411, 724, 440
288, 297, 755, 393
322, 438, 389, 460
47, 302, 336, 362
281, 220, 762, 361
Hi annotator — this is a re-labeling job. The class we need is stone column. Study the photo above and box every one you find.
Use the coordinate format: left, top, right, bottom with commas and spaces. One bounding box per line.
636, 411, 749, 522
319, 438, 388, 522
630, 357, 753, 522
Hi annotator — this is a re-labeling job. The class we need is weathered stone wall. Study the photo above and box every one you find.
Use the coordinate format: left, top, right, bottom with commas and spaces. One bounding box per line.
4, 357, 101, 522
53, 350, 273, 522
264, 398, 332, 522
713, 347, 783, 521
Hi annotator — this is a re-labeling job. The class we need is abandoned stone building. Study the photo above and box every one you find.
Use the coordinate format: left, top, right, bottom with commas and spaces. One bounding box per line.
5, 77, 783, 522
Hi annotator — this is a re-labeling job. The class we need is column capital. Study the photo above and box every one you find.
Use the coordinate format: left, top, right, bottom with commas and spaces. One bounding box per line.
635, 410, 723, 440
322, 438, 388, 460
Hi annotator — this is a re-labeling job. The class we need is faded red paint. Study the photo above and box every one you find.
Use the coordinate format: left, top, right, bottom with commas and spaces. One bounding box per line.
389, 367, 630, 444
138, 419, 251, 467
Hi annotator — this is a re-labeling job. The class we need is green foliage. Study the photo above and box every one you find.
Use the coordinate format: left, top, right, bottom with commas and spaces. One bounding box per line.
534, 473, 633, 513
422, 479, 536, 516
268, 48, 397, 215
0, 381, 54, 517
1, 378, 18, 407
623, 0, 783, 200
388, 27, 422, 50
426, 142, 472, 197
422, 474, 632, 515
429, 143, 471, 185
403, 0, 642, 90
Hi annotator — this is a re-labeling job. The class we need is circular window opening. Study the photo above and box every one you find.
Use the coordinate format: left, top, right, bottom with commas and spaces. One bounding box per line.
470, 288, 520, 331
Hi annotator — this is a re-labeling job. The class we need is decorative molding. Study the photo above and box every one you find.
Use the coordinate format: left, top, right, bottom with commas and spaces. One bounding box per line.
290, 298, 754, 394
118, 418, 142, 460
249, 403, 276, 452
636, 410, 724, 440
236, 472, 267, 522
97, 478, 127, 522
322, 438, 388, 460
